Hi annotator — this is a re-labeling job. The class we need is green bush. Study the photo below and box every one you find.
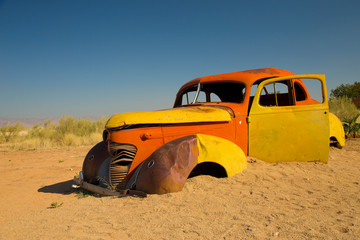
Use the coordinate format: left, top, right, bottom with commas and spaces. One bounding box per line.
343, 113, 360, 138
330, 81, 360, 99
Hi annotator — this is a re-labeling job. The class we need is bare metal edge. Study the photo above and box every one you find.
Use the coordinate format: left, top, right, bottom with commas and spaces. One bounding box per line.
192, 83, 201, 104
73, 177, 123, 196
73, 177, 147, 198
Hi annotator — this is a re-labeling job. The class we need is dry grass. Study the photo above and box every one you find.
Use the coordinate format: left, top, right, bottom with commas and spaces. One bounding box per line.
0, 116, 107, 151
329, 96, 359, 122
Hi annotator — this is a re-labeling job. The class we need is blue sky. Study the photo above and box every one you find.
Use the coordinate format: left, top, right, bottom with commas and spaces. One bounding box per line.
0, 0, 359, 118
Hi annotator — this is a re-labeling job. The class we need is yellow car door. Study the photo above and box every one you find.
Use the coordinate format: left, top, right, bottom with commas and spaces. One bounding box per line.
248, 75, 329, 163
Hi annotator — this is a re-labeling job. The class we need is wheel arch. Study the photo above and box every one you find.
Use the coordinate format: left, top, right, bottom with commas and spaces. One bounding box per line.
195, 134, 247, 177
189, 161, 227, 178
329, 112, 345, 148
133, 134, 247, 194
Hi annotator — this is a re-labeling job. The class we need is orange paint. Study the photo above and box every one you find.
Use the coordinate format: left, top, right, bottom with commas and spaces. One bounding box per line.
109, 68, 303, 177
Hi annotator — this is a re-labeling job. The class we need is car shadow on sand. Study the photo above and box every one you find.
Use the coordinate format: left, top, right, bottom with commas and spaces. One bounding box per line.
38, 180, 75, 195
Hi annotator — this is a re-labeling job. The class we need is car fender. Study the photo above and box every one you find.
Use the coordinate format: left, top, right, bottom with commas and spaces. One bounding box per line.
329, 112, 345, 148
82, 141, 110, 184
133, 134, 247, 194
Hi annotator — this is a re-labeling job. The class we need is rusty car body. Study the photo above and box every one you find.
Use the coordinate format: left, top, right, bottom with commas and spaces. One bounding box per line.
74, 68, 345, 195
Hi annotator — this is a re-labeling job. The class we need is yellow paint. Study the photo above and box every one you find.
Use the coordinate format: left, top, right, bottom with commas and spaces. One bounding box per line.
249, 75, 329, 163
329, 112, 345, 148
106, 106, 232, 129
196, 134, 247, 177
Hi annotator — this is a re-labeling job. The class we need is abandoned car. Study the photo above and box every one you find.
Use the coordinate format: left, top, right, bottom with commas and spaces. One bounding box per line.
74, 68, 345, 195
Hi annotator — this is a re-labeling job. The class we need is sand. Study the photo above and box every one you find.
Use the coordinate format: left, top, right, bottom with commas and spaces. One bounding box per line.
0, 139, 359, 240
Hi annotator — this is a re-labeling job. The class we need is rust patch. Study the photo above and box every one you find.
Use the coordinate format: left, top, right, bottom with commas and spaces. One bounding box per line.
135, 135, 199, 194
82, 141, 110, 184
182, 106, 217, 113
242, 68, 281, 75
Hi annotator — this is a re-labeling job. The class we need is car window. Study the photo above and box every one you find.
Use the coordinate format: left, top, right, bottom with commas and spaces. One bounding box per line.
210, 93, 221, 102
181, 91, 197, 105
177, 82, 245, 106
293, 78, 323, 104
196, 91, 207, 102
294, 82, 306, 101
259, 80, 294, 107
301, 78, 323, 103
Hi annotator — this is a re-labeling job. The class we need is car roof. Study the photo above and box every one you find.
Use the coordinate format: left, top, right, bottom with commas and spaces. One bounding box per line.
178, 68, 295, 92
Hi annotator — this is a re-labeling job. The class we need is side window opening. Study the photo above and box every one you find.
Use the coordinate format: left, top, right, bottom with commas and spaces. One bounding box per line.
294, 82, 306, 101
301, 79, 323, 103
210, 93, 221, 102
293, 78, 323, 105
247, 77, 324, 112
259, 80, 294, 107
248, 77, 276, 112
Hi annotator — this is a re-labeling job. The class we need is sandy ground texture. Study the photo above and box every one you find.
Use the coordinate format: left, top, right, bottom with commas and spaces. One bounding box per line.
0, 139, 359, 240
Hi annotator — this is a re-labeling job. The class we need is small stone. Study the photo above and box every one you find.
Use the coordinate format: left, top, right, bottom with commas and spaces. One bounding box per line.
246, 226, 256, 231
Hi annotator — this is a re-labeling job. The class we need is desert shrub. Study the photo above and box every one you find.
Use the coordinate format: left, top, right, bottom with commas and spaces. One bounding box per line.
11, 137, 53, 150
60, 133, 82, 146
329, 97, 359, 121
56, 116, 107, 138
88, 132, 103, 144
0, 123, 25, 143
29, 120, 57, 140
2, 116, 108, 150
329, 97, 360, 137
343, 113, 360, 138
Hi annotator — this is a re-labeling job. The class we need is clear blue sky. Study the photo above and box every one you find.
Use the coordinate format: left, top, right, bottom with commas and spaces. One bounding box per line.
1, 0, 359, 118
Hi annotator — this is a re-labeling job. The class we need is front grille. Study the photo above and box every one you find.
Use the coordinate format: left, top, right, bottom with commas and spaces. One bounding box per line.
108, 142, 137, 190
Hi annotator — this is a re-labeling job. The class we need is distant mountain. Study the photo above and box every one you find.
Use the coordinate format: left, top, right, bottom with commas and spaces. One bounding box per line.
0, 116, 107, 128
0, 118, 53, 128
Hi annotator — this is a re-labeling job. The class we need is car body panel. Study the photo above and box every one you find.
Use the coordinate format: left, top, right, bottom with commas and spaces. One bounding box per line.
134, 134, 247, 194
248, 75, 329, 163
106, 106, 232, 129
176, 68, 295, 94
110, 120, 239, 175
196, 134, 247, 177
329, 112, 345, 148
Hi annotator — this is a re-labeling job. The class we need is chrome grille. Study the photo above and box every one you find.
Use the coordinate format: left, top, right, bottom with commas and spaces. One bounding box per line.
108, 142, 137, 190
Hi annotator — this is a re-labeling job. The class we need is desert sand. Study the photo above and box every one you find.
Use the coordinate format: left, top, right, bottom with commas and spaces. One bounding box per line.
0, 139, 359, 240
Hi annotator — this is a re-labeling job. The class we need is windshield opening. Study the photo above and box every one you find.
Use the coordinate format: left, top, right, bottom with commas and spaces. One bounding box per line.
175, 82, 246, 107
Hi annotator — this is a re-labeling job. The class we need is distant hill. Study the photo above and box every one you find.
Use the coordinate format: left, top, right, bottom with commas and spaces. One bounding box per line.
0, 116, 106, 128
0, 118, 54, 128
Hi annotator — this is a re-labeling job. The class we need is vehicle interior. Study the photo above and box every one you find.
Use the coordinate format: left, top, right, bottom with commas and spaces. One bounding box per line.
175, 82, 246, 107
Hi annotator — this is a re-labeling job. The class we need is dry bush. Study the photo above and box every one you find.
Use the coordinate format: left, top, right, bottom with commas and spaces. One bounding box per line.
11, 138, 53, 151
1, 116, 108, 150
329, 97, 359, 121
329, 97, 360, 138
61, 133, 83, 147
0, 123, 25, 143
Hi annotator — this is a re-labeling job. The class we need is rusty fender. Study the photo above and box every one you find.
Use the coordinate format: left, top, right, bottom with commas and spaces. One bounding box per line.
135, 135, 199, 194
134, 134, 247, 194
82, 141, 110, 184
